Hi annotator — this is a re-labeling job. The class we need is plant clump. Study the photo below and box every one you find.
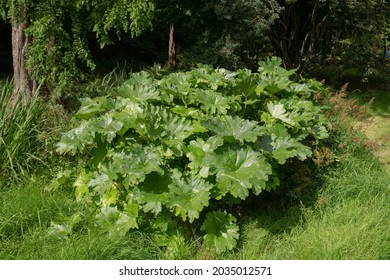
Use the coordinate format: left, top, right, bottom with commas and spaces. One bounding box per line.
54, 58, 330, 254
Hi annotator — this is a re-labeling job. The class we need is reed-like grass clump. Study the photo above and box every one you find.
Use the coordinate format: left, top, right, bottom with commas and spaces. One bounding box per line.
0, 80, 43, 182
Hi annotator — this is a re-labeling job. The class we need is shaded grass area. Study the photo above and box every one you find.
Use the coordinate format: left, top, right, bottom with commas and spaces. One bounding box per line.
349, 88, 390, 117
237, 154, 390, 259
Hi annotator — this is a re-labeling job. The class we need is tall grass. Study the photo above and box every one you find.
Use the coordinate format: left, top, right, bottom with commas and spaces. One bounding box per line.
0, 80, 43, 182
235, 152, 390, 259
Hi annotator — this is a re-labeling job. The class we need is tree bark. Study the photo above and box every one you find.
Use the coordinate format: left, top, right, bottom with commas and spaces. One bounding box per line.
167, 22, 176, 68
11, 19, 36, 106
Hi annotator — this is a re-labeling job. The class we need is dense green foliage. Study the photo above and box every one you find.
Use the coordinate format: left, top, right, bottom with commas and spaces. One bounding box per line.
160, 0, 388, 76
55, 58, 329, 253
0, 0, 155, 85
1, 0, 388, 86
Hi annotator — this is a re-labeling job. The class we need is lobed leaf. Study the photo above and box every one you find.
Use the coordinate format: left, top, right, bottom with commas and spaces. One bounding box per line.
203, 115, 263, 144
258, 124, 312, 164
267, 102, 295, 126
186, 136, 224, 177
204, 146, 272, 199
107, 144, 164, 186
201, 211, 239, 254
167, 170, 212, 223
140, 106, 195, 153
56, 121, 94, 155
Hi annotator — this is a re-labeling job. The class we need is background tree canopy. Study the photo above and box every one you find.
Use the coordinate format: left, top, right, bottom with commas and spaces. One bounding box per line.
0, 0, 155, 102
0, 0, 388, 100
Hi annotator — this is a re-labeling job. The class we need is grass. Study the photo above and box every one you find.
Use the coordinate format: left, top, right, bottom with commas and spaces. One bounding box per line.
236, 151, 390, 260
0, 80, 43, 182
0, 174, 163, 260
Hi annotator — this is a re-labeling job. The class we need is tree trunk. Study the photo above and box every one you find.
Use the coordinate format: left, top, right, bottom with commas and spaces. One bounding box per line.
167, 23, 176, 68
11, 20, 36, 106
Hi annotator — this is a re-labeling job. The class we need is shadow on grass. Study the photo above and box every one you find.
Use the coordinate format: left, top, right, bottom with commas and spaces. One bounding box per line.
235, 156, 329, 236
348, 88, 390, 118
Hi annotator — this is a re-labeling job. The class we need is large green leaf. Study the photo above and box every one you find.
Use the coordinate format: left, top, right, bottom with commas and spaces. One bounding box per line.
73, 169, 91, 202
87, 171, 112, 196
171, 105, 203, 120
201, 211, 239, 254
204, 147, 272, 199
112, 98, 144, 136
137, 192, 167, 215
191, 89, 236, 115
267, 102, 294, 126
74, 96, 115, 120
135, 172, 171, 216
140, 106, 195, 152
116, 71, 159, 102
167, 170, 212, 223
186, 136, 224, 177
95, 205, 138, 237
47, 213, 82, 240
107, 144, 164, 186
258, 124, 312, 164
203, 115, 263, 144
90, 113, 123, 143
56, 121, 94, 154
272, 137, 312, 163
281, 99, 330, 140
159, 72, 192, 98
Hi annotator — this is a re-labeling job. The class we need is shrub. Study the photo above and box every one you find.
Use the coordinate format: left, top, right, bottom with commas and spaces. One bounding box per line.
55, 58, 330, 254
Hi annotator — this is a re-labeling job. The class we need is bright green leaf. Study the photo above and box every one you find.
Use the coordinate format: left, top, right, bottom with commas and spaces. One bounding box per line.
204, 147, 272, 199
45, 169, 72, 191
167, 170, 212, 223
203, 115, 263, 144
56, 121, 94, 154
186, 136, 224, 176
73, 169, 91, 202
267, 102, 295, 125
108, 144, 164, 186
